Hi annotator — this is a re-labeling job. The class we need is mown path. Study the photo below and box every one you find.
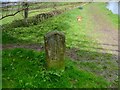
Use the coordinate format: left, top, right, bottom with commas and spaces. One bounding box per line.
77, 3, 118, 87
88, 3, 118, 57
81, 3, 118, 87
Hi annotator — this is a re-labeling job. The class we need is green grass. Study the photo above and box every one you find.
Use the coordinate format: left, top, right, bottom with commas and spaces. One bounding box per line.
2, 48, 110, 88
2, 2, 118, 88
3, 5, 97, 49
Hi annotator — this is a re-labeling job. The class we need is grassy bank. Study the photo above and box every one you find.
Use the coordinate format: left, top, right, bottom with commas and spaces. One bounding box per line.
2, 48, 110, 88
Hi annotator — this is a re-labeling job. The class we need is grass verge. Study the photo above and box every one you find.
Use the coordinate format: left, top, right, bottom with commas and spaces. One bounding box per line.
2, 48, 110, 88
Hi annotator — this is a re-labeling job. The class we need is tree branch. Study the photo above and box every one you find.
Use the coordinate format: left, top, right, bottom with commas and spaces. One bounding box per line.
0, 8, 25, 20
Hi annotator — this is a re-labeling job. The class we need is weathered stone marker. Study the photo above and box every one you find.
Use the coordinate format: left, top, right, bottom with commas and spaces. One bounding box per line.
44, 30, 65, 70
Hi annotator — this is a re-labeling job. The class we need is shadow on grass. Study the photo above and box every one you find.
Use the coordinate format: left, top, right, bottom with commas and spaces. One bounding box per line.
72, 39, 119, 55
2, 32, 28, 44
2, 15, 70, 45
66, 47, 118, 87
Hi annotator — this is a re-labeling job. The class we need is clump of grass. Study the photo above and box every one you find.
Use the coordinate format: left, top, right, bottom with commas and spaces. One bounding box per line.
2, 48, 110, 88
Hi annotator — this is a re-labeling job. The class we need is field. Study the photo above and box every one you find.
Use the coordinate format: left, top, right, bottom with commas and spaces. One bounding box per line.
1, 2, 82, 25
1, 2, 119, 88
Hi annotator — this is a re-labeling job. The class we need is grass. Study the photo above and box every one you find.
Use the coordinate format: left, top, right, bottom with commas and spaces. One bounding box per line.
2, 2, 118, 88
2, 48, 110, 88
1, 3, 80, 25
3, 4, 97, 49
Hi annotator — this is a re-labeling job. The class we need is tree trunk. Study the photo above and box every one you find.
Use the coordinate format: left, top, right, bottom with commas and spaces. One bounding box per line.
23, 2, 29, 25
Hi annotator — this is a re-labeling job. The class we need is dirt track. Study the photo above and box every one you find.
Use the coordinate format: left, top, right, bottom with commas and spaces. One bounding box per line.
85, 3, 118, 87
88, 4, 118, 57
